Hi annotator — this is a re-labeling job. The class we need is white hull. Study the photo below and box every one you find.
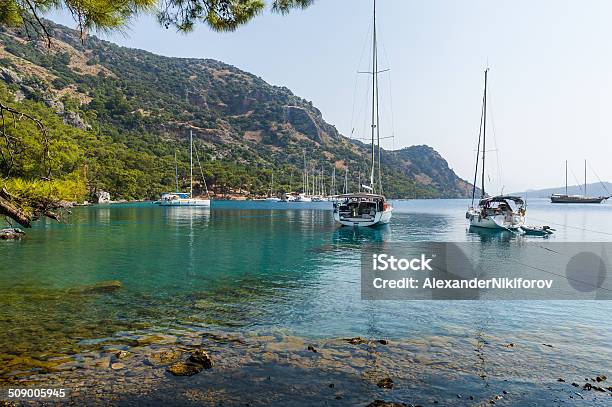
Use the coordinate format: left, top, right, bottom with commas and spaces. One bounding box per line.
334, 208, 392, 227
467, 210, 524, 230
160, 198, 210, 207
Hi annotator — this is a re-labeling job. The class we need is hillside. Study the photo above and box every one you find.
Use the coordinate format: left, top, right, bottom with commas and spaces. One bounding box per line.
0, 20, 475, 200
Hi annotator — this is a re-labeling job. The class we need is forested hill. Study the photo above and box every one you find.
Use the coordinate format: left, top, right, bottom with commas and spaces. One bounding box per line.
0, 20, 474, 200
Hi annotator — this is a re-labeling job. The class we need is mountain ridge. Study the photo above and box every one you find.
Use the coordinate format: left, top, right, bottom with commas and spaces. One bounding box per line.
512, 182, 612, 198
0, 20, 476, 200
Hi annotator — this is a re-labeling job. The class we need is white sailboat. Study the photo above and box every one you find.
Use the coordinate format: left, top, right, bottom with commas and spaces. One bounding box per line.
265, 172, 281, 201
333, 0, 392, 227
294, 152, 312, 202
466, 69, 524, 230
160, 130, 211, 207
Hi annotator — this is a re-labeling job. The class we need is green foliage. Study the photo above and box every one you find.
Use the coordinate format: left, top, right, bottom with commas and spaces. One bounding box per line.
0, 18, 469, 224
0, 0, 314, 41
2, 174, 87, 218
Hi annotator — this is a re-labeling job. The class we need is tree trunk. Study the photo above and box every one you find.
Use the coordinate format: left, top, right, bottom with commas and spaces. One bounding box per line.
0, 188, 32, 228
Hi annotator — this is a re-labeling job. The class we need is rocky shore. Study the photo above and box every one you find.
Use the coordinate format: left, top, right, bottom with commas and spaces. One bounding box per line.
1, 329, 610, 406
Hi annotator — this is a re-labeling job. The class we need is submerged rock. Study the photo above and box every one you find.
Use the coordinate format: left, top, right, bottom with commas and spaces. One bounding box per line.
0, 228, 25, 240
167, 361, 203, 377
377, 377, 394, 389
167, 349, 213, 376
147, 349, 181, 365
188, 349, 213, 369
69, 280, 122, 294
345, 337, 367, 345
136, 334, 177, 346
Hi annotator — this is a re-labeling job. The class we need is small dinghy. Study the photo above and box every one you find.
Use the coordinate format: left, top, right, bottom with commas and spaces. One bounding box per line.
520, 225, 555, 236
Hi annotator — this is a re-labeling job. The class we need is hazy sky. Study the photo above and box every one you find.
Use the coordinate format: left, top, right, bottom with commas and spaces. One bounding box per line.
50, 0, 612, 192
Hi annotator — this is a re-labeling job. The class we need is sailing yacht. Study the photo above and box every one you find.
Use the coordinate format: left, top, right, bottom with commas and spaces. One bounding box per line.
333, 0, 392, 227
550, 160, 609, 203
294, 153, 313, 202
265, 172, 281, 201
466, 69, 525, 230
160, 130, 211, 207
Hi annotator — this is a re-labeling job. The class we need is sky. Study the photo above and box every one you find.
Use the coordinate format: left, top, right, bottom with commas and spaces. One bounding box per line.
50, 0, 612, 193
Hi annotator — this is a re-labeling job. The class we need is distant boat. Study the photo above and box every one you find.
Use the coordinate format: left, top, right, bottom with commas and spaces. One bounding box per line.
333, 0, 392, 227
265, 172, 281, 201
466, 69, 525, 231
550, 160, 609, 204
160, 130, 211, 207
294, 193, 312, 202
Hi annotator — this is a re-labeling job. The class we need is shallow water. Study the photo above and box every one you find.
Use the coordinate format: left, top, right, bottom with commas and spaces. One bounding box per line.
1, 198, 610, 404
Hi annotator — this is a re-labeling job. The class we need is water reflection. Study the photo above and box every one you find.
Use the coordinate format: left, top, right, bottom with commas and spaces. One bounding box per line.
467, 226, 518, 244
162, 206, 211, 225
331, 224, 390, 245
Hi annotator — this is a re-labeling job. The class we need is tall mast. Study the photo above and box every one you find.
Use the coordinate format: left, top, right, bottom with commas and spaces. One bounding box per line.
481, 69, 488, 199
190, 129, 193, 198
584, 159, 587, 196
369, 0, 377, 191
174, 150, 179, 191
375, 0, 381, 194
332, 167, 336, 195
565, 160, 568, 195
344, 166, 348, 194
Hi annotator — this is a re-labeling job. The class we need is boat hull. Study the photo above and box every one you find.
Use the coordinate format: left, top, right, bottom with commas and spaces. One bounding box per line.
160, 199, 210, 207
466, 210, 524, 231
550, 195, 607, 204
334, 208, 392, 227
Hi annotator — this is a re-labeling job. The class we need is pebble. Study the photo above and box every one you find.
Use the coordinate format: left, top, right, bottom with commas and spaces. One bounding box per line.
111, 363, 125, 370
115, 351, 130, 359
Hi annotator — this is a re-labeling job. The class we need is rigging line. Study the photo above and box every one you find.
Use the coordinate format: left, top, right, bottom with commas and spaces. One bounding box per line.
193, 142, 210, 197
568, 167, 584, 194
587, 162, 611, 195
486, 79, 504, 195
350, 19, 374, 139
527, 216, 612, 237
471, 79, 486, 206
377, 20, 396, 152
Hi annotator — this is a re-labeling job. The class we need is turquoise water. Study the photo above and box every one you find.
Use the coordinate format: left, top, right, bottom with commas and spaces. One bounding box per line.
1, 199, 611, 387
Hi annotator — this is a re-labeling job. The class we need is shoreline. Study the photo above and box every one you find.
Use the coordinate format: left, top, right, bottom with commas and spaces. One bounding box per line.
1, 329, 609, 406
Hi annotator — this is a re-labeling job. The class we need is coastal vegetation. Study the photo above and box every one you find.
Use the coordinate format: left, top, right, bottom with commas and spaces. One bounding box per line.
0, 13, 474, 229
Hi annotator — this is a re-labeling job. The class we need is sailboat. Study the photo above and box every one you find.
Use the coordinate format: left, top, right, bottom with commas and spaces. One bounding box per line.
265, 172, 281, 201
160, 130, 211, 207
550, 160, 609, 203
294, 152, 312, 202
466, 69, 525, 230
333, 0, 393, 227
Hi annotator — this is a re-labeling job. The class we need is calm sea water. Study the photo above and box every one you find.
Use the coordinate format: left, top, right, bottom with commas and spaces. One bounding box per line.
1, 198, 611, 388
